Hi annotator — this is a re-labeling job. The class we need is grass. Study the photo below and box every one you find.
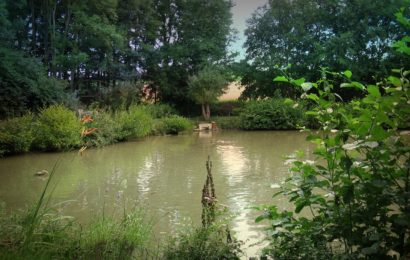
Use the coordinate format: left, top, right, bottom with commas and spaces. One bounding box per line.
0, 162, 152, 259
0, 157, 241, 259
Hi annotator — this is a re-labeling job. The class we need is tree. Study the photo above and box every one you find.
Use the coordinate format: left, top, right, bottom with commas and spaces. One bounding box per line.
241, 0, 410, 99
188, 66, 229, 120
143, 0, 235, 111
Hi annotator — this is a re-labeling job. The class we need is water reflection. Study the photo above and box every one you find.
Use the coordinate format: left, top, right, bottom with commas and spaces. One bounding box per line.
0, 130, 311, 257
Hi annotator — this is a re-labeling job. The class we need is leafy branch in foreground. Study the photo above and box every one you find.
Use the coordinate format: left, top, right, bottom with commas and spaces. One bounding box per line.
258, 68, 410, 259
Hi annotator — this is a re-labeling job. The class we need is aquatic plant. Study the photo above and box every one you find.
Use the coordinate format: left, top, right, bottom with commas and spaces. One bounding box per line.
163, 157, 242, 259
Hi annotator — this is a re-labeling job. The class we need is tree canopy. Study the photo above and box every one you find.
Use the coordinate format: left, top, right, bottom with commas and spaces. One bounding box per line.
188, 66, 229, 120
240, 0, 410, 99
0, 0, 234, 117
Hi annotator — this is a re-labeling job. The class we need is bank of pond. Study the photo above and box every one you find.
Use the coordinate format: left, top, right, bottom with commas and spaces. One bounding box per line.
0, 99, 313, 157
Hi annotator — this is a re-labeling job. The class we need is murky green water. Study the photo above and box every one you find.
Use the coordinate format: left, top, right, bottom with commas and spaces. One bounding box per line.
0, 130, 312, 257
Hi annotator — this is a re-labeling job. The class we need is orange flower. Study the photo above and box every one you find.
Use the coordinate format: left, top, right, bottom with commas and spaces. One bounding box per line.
80, 115, 93, 123
81, 127, 97, 136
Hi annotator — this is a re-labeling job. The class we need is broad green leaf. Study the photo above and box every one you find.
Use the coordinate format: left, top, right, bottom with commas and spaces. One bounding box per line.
367, 85, 381, 98
388, 76, 401, 87
301, 82, 313, 92
273, 76, 289, 82
371, 125, 389, 141
291, 77, 305, 86
255, 215, 266, 223
295, 199, 307, 213
307, 93, 319, 102
284, 98, 294, 105
341, 82, 365, 90
344, 70, 352, 78
351, 81, 365, 90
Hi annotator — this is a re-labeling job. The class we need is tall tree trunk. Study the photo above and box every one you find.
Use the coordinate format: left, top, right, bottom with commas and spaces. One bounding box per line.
206, 103, 211, 121
201, 103, 207, 120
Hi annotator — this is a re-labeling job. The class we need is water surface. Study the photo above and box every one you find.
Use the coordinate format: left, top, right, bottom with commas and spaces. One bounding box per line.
0, 130, 312, 257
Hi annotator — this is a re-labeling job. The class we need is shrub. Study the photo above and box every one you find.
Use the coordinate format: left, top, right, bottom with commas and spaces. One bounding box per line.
154, 116, 192, 135
84, 110, 118, 147
115, 105, 153, 140
33, 105, 82, 151
0, 113, 34, 156
143, 103, 177, 118
212, 116, 241, 129
257, 69, 410, 259
239, 98, 307, 130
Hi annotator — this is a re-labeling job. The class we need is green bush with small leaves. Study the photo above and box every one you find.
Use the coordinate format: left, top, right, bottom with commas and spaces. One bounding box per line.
0, 113, 34, 156
33, 105, 82, 151
154, 116, 192, 135
240, 98, 307, 130
115, 105, 153, 141
84, 110, 118, 147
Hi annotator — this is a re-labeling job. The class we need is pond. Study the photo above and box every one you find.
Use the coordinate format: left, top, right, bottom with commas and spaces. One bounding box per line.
0, 130, 312, 257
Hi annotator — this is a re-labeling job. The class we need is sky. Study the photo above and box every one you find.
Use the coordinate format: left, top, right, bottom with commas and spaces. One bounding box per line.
229, 0, 267, 60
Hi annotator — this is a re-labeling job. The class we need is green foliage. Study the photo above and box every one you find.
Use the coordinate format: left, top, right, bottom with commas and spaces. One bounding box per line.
0, 0, 234, 115
0, 47, 67, 118
154, 116, 192, 135
240, 98, 307, 130
0, 164, 152, 259
162, 220, 242, 260
91, 82, 144, 110
188, 66, 230, 120
84, 110, 118, 147
0, 204, 151, 259
115, 105, 153, 141
143, 103, 178, 119
257, 69, 410, 259
210, 100, 244, 117
33, 105, 82, 151
393, 9, 410, 55
79, 211, 151, 259
212, 116, 242, 130
188, 66, 229, 105
0, 113, 34, 156
240, 0, 410, 99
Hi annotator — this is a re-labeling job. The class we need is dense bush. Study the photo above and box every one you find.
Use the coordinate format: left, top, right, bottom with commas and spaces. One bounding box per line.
143, 103, 178, 119
0, 114, 34, 156
83, 110, 118, 147
257, 69, 410, 259
33, 105, 82, 151
239, 98, 307, 130
115, 105, 153, 141
212, 116, 241, 129
153, 116, 192, 135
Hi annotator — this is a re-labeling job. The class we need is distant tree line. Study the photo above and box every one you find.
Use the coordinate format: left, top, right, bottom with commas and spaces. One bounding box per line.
0, 0, 234, 118
238, 0, 410, 99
